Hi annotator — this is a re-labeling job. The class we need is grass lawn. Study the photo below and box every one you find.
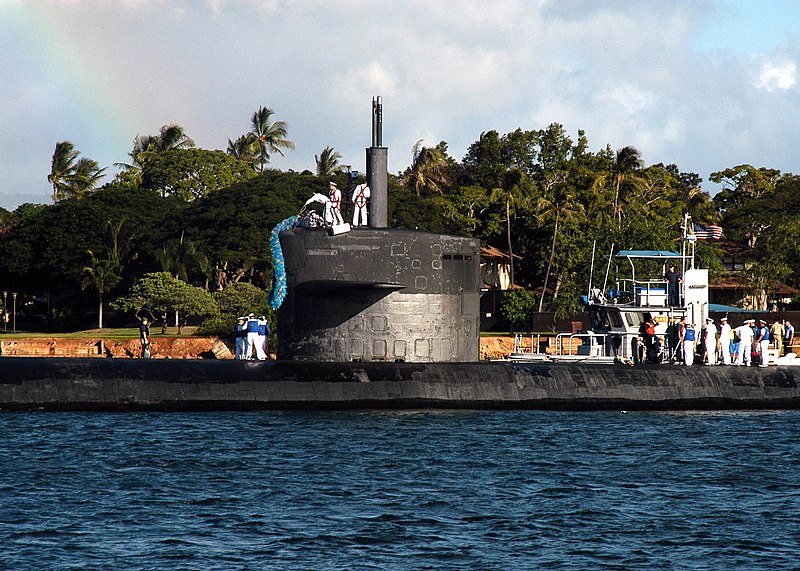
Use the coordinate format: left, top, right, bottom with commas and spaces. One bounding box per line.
0, 326, 199, 339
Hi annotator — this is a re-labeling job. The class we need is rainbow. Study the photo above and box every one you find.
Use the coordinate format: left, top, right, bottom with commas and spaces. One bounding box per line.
8, 3, 159, 171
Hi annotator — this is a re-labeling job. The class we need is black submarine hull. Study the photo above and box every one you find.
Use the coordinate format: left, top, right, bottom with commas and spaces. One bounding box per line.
1, 358, 799, 411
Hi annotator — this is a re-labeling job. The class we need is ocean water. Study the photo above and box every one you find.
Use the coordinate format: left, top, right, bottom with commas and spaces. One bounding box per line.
1, 410, 799, 570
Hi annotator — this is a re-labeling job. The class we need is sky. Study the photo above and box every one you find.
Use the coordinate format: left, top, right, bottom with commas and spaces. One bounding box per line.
2, 0, 800, 209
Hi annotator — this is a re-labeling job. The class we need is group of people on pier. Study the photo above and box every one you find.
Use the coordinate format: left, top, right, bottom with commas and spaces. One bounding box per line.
636, 316, 794, 367
234, 313, 271, 360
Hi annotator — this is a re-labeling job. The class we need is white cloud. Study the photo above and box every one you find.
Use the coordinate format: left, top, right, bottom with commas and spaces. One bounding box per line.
4, 1, 800, 209
756, 60, 797, 91
596, 82, 656, 116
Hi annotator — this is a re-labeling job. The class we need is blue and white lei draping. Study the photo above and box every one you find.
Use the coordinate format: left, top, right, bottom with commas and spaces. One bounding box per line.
267, 215, 300, 310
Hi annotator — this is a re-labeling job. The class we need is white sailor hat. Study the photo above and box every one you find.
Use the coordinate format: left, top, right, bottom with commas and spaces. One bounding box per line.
706, 317, 713, 322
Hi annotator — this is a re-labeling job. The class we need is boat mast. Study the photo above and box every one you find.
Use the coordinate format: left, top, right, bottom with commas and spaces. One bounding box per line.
587, 240, 596, 298
601, 243, 615, 300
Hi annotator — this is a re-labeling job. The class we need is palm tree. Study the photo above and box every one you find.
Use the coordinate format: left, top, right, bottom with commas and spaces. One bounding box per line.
155, 124, 194, 152
48, 142, 80, 202
402, 140, 451, 196
489, 168, 533, 288
227, 133, 259, 171
156, 230, 210, 285
69, 158, 106, 198
156, 230, 210, 327
315, 146, 344, 177
116, 124, 195, 174
48, 141, 106, 202
593, 146, 645, 227
82, 251, 121, 329
81, 219, 135, 328
250, 107, 295, 173
536, 175, 585, 312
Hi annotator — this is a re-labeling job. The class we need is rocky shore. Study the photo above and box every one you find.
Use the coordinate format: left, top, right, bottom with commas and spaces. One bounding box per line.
1, 335, 517, 360
0, 337, 229, 359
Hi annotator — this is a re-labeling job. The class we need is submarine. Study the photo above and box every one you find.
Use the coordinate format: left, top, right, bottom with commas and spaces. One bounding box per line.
273, 96, 480, 364
1, 98, 799, 411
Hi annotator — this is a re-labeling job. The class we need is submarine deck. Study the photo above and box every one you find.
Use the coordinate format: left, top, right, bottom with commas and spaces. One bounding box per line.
0, 358, 798, 411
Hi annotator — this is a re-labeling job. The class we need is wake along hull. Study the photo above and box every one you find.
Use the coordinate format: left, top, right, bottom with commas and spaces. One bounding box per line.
0, 358, 798, 411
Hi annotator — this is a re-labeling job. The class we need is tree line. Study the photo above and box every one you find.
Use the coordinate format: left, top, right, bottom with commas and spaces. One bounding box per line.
1, 107, 799, 333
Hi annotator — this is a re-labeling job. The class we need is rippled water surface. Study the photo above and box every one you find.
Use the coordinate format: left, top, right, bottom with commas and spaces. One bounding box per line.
1, 410, 800, 569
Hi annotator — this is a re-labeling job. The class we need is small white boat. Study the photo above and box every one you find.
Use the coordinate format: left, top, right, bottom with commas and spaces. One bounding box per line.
511, 215, 709, 364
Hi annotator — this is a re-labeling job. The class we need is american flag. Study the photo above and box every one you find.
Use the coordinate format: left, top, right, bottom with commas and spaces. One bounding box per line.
693, 223, 723, 240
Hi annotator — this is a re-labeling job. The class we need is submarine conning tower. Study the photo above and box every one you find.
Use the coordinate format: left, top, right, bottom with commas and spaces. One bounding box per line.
276, 97, 481, 362
366, 96, 388, 228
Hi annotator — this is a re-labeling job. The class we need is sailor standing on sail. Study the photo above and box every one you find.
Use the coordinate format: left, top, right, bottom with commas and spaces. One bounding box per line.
352, 183, 370, 226
328, 182, 344, 226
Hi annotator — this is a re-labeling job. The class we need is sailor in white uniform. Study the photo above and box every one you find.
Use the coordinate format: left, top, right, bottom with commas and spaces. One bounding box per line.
303, 193, 338, 227
328, 182, 344, 226
704, 318, 717, 365
352, 183, 370, 226
245, 313, 266, 360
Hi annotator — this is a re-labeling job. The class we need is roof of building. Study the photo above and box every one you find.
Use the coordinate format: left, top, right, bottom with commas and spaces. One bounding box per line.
710, 275, 800, 295
480, 245, 522, 261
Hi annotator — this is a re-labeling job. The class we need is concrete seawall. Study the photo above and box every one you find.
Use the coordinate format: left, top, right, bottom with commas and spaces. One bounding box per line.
0, 358, 798, 411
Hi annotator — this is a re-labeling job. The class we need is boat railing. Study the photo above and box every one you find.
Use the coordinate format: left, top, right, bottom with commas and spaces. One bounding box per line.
513, 334, 542, 355
513, 332, 639, 360
616, 278, 668, 307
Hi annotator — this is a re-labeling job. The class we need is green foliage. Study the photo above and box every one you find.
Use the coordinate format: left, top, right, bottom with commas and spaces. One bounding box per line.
0, 207, 15, 230
401, 140, 453, 196
213, 282, 269, 316
500, 289, 539, 332
179, 169, 314, 287
195, 315, 235, 337
10, 116, 800, 332
12, 203, 46, 221
315, 146, 344, 177
112, 272, 181, 317
197, 282, 270, 337
48, 141, 106, 202
141, 148, 255, 201
247, 106, 295, 174
388, 186, 450, 233
430, 185, 493, 237
0, 186, 176, 297
112, 272, 217, 333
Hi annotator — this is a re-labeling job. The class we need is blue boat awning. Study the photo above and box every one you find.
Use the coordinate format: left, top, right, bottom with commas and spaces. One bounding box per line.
616, 250, 682, 259
708, 303, 766, 314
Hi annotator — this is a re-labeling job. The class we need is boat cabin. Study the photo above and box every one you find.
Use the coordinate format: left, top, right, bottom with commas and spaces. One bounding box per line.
566, 243, 709, 360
